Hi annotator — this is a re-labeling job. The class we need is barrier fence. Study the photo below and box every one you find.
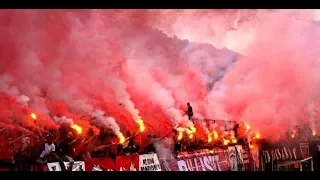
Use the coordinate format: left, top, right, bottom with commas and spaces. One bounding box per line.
43, 144, 260, 171
3, 141, 316, 171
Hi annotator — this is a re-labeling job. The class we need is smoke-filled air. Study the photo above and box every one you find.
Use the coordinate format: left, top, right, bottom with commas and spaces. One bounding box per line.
1, 9, 320, 148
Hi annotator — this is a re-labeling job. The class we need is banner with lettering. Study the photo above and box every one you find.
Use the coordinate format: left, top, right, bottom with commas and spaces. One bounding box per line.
213, 148, 231, 171
235, 145, 245, 171
47, 162, 62, 171
85, 157, 116, 171
241, 146, 251, 171
261, 141, 310, 163
228, 146, 238, 171
63, 161, 85, 171
116, 155, 139, 171
139, 153, 162, 171
176, 148, 230, 171
159, 156, 179, 171
251, 149, 260, 171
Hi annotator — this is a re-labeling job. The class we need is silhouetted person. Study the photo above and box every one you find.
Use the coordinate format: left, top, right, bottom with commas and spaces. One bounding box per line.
233, 124, 239, 138
186, 102, 193, 121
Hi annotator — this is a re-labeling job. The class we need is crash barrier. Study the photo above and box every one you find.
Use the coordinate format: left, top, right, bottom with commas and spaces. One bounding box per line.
42, 144, 260, 171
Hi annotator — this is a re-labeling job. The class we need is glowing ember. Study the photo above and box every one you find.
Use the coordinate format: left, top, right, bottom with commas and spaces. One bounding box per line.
254, 133, 261, 139
71, 124, 83, 135
291, 134, 295, 138
117, 132, 126, 144
313, 131, 316, 136
249, 144, 254, 149
232, 138, 237, 144
244, 123, 251, 130
208, 134, 212, 143
189, 134, 194, 139
177, 131, 183, 140
212, 130, 218, 140
136, 119, 145, 132
223, 139, 230, 145
30, 113, 37, 120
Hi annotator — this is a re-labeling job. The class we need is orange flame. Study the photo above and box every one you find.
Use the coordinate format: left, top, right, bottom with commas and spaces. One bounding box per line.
212, 130, 218, 140
232, 138, 237, 144
291, 134, 295, 138
223, 139, 230, 145
189, 134, 194, 139
254, 133, 261, 139
208, 134, 212, 143
249, 144, 254, 149
71, 124, 83, 135
177, 131, 183, 141
186, 126, 196, 135
136, 119, 145, 132
30, 113, 37, 120
189, 126, 196, 133
312, 130, 316, 136
117, 132, 126, 144
244, 123, 251, 130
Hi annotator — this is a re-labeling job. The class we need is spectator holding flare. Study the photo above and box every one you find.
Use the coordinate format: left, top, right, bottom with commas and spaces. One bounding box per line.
57, 132, 77, 171
123, 131, 140, 155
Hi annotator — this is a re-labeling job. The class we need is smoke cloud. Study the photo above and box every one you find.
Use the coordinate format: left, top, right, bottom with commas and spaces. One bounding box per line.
0, 9, 319, 142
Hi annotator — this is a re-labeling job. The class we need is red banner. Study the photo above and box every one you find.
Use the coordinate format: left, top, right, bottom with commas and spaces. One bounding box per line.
214, 148, 231, 171
85, 157, 116, 171
116, 155, 139, 171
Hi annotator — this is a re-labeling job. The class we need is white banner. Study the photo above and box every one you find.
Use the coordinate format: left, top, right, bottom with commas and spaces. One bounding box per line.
139, 153, 162, 171
47, 162, 62, 171
235, 145, 245, 171
47, 161, 85, 171
64, 161, 85, 171
228, 146, 238, 171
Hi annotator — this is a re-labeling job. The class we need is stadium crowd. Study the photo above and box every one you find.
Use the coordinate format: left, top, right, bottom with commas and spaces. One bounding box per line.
0, 124, 221, 171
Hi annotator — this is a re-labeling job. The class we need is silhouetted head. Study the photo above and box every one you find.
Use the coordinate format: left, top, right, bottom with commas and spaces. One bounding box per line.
187, 102, 190, 106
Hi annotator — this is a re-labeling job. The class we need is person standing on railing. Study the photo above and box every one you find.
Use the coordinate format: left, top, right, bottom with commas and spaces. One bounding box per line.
186, 102, 193, 121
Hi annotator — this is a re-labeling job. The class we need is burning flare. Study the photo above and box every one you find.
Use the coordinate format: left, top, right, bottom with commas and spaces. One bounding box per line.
253, 132, 261, 139
30, 113, 37, 120
185, 126, 196, 135
189, 126, 196, 133
208, 134, 213, 143
71, 124, 83, 135
189, 133, 194, 139
212, 130, 218, 140
313, 130, 316, 136
136, 119, 145, 132
177, 131, 183, 141
249, 144, 254, 149
291, 134, 295, 138
244, 123, 251, 130
223, 139, 230, 145
231, 138, 237, 144
117, 132, 126, 144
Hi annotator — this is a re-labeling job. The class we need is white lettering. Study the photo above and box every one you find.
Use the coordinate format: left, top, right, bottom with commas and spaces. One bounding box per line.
293, 148, 297, 159
203, 156, 213, 171
177, 160, 188, 171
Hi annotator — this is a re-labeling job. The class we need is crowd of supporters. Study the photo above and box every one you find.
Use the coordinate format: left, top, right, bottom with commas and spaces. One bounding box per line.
0, 122, 250, 171
0, 125, 157, 171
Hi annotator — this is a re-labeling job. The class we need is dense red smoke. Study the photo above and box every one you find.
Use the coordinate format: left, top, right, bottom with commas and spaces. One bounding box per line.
1, 9, 320, 142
